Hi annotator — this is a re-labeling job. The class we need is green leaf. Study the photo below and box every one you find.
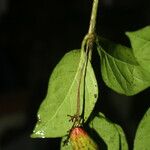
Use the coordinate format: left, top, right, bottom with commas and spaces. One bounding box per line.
90, 113, 128, 150
31, 50, 98, 138
126, 26, 150, 73
134, 108, 150, 150
114, 124, 128, 150
97, 37, 150, 95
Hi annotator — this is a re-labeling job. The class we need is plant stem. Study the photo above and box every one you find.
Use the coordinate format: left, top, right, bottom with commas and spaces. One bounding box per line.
74, 0, 99, 125
87, 0, 99, 60
78, 0, 99, 116
88, 0, 99, 35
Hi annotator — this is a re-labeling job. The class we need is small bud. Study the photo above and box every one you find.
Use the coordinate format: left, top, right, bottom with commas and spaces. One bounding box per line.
70, 127, 98, 150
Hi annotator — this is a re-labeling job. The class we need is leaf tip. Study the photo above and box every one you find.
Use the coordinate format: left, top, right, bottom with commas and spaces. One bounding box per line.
31, 127, 46, 138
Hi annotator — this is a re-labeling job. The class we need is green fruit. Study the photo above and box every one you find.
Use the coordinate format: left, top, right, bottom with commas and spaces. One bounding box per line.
70, 127, 98, 150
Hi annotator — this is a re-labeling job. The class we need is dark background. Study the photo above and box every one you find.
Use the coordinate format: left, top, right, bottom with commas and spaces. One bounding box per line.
0, 0, 150, 149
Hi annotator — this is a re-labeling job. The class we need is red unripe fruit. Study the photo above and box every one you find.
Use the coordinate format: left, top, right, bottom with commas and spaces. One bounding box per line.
70, 127, 98, 150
